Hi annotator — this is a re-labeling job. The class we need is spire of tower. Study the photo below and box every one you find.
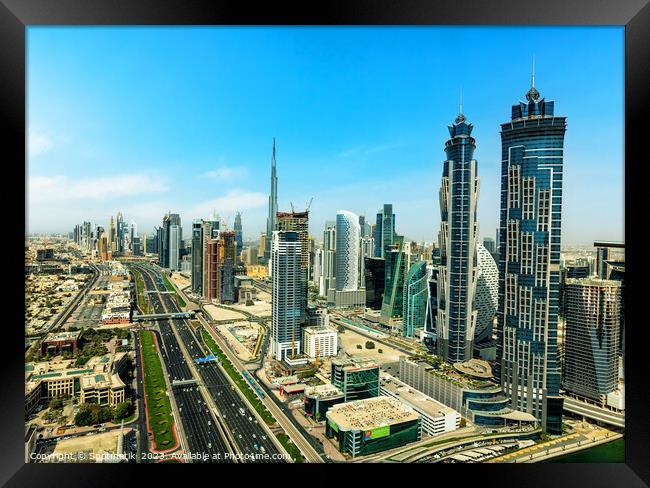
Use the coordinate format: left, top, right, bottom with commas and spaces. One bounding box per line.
532, 54, 535, 88
460, 87, 463, 115
455, 88, 466, 124
272, 137, 276, 167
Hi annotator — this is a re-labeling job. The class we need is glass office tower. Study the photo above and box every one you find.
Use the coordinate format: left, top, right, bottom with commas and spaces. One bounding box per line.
496, 78, 567, 434
436, 109, 479, 363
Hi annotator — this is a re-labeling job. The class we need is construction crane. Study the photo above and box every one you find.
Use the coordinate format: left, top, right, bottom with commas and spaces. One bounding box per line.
306, 197, 313, 212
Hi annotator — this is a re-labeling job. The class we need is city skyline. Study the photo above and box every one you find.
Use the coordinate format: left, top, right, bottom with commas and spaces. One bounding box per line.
28, 26, 623, 245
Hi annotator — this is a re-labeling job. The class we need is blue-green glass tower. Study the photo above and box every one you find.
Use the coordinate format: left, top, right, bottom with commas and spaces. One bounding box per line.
496, 71, 567, 434
403, 260, 428, 337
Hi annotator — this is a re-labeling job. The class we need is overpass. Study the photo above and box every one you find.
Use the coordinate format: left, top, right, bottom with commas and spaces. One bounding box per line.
562, 396, 625, 428
132, 311, 196, 321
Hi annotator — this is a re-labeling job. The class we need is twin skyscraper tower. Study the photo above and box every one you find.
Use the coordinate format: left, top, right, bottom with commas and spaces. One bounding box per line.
436, 75, 567, 433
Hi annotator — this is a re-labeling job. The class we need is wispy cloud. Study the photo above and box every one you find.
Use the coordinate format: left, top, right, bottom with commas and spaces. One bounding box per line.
28, 127, 56, 158
29, 174, 170, 204
202, 165, 248, 181
191, 189, 267, 219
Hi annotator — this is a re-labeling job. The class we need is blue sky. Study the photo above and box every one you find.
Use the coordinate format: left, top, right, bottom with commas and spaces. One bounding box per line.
27, 26, 624, 246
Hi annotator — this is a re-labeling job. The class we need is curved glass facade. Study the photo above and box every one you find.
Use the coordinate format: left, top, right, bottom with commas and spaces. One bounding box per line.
436, 112, 480, 363
335, 210, 361, 291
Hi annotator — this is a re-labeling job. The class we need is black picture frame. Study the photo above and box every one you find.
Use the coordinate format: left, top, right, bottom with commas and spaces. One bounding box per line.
2, 0, 647, 486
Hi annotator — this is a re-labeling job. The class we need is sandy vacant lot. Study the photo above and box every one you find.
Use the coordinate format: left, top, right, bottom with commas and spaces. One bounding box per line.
230, 300, 272, 318
204, 304, 246, 321
338, 328, 403, 364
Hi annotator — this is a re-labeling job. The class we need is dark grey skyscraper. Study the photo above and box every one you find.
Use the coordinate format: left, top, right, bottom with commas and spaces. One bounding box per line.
264, 139, 278, 263
496, 71, 567, 434
436, 107, 479, 363
191, 220, 203, 294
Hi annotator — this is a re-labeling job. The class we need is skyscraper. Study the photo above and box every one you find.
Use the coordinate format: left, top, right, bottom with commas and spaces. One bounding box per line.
191, 220, 204, 294
402, 260, 428, 338
319, 221, 336, 297
496, 72, 567, 434
374, 204, 395, 258
219, 230, 237, 303
160, 213, 182, 270
335, 210, 361, 292
277, 210, 309, 322
234, 212, 243, 261
562, 278, 621, 404
474, 243, 499, 344
271, 230, 302, 360
436, 107, 480, 364
381, 236, 406, 320
364, 257, 385, 310
264, 139, 278, 263
358, 236, 374, 289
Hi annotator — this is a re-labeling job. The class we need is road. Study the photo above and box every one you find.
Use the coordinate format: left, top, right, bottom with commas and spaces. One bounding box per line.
131, 263, 285, 462
129, 264, 234, 462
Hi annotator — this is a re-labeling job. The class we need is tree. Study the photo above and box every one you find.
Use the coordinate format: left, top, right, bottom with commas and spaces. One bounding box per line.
365, 341, 375, 349
337, 325, 345, 333
113, 400, 134, 421
49, 398, 63, 410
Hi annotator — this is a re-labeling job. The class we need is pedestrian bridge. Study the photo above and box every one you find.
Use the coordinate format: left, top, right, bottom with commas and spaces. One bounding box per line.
172, 378, 198, 387
132, 312, 196, 321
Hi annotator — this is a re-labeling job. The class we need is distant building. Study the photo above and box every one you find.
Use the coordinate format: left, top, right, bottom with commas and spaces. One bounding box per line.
374, 204, 396, 258
234, 212, 243, 260
40, 331, 81, 357
319, 221, 337, 297
381, 236, 406, 321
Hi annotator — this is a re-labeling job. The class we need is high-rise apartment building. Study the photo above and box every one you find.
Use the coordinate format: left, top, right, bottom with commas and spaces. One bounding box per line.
436, 108, 480, 364
191, 220, 204, 294
364, 257, 385, 310
271, 230, 302, 361
562, 278, 621, 404
335, 210, 361, 292
381, 236, 406, 320
319, 221, 336, 297
496, 75, 567, 434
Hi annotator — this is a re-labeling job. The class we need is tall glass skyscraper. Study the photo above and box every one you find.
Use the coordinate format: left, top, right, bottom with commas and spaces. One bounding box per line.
271, 230, 302, 360
374, 204, 395, 258
436, 109, 479, 364
496, 76, 567, 434
234, 211, 243, 260
402, 260, 428, 338
335, 210, 361, 291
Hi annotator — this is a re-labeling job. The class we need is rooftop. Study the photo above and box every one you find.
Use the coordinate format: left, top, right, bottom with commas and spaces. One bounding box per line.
381, 374, 458, 419
326, 396, 420, 432
43, 330, 81, 342
332, 356, 378, 371
304, 383, 344, 400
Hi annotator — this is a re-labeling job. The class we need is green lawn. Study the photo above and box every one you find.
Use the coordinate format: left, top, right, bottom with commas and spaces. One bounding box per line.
133, 270, 149, 314
139, 330, 176, 451
276, 433, 305, 463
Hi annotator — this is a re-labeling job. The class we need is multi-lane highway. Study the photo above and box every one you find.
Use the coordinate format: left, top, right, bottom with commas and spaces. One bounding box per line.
132, 265, 233, 462
130, 263, 286, 463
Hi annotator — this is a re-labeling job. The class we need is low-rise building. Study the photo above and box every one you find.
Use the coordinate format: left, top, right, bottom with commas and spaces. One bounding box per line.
331, 357, 380, 402
303, 326, 338, 361
40, 331, 82, 357
380, 372, 460, 436
325, 396, 422, 458
25, 352, 130, 413
304, 383, 345, 421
